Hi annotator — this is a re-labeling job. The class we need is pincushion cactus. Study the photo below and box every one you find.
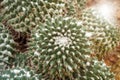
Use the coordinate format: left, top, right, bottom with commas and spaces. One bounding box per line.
27, 16, 91, 79
0, 67, 40, 80
81, 8, 120, 60
0, 0, 64, 32
25, 16, 114, 80
0, 0, 119, 80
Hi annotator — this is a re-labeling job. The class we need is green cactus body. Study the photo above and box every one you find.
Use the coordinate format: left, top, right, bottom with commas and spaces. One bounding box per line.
0, 24, 16, 73
28, 16, 91, 79
0, 0, 65, 32
44, 0, 64, 3
77, 0, 87, 10
0, 1, 118, 80
64, 0, 87, 17
79, 58, 115, 80
0, 67, 40, 80
81, 8, 120, 60
26, 16, 114, 80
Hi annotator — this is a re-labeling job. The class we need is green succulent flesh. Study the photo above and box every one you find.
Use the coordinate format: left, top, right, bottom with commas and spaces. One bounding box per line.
0, 24, 16, 73
0, 67, 40, 80
0, 0, 64, 32
81, 8, 120, 59
27, 16, 114, 80
0, 0, 119, 80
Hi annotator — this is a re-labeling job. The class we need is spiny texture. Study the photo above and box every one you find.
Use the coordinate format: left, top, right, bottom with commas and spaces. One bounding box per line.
26, 16, 114, 80
0, 1, 119, 80
0, 0, 64, 32
12, 53, 30, 68
79, 58, 114, 80
81, 8, 120, 60
0, 67, 40, 80
77, 0, 87, 10
64, 0, 87, 17
28, 16, 91, 79
44, 0, 64, 3
0, 24, 16, 73
2, 20, 30, 52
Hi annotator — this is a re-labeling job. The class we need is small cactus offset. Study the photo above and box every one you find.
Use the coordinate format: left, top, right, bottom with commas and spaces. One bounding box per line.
0, 0, 120, 80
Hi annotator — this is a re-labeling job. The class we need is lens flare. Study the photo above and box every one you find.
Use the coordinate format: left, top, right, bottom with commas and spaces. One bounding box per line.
93, 1, 117, 24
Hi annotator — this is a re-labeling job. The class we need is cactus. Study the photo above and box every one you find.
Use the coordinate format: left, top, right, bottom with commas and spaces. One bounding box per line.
24, 16, 114, 79
0, 67, 40, 80
79, 57, 114, 80
0, 0, 64, 32
0, 24, 16, 73
64, 0, 87, 18
81, 8, 120, 60
0, 0, 119, 80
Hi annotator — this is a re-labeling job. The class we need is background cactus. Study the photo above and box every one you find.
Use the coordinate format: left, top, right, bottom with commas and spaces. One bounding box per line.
0, 0, 65, 32
63, 0, 87, 18
0, 67, 40, 80
81, 8, 120, 60
79, 58, 114, 80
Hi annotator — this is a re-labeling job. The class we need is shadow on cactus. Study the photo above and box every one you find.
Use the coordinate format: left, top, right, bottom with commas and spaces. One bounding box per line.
2, 20, 31, 52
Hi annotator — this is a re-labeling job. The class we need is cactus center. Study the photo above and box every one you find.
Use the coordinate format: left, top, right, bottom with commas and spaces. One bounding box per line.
54, 36, 72, 47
